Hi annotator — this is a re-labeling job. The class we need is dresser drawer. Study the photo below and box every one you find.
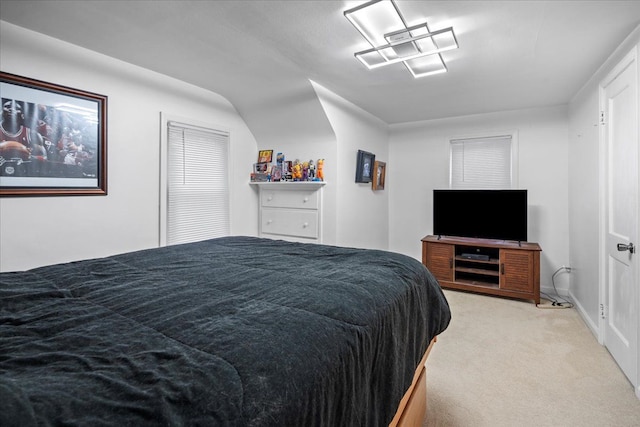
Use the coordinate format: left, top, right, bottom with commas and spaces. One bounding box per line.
261, 189, 318, 209
261, 208, 318, 239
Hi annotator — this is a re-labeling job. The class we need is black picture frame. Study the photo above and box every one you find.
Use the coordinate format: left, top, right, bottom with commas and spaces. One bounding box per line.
355, 149, 375, 183
0, 71, 107, 197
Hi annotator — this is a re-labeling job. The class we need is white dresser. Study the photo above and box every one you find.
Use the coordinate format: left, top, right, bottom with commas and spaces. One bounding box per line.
251, 182, 325, 243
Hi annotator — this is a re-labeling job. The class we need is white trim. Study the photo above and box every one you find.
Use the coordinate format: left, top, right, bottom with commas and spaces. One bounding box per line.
569, 289, 601, 339
597, 76, 607, 346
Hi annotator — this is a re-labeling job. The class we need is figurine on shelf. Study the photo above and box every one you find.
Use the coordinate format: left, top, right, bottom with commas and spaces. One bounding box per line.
316, 159, 324, 181
284, 161, 293, 181
302, 161, 309, 181
308, 159, 315, 180
292, 159, 302, 181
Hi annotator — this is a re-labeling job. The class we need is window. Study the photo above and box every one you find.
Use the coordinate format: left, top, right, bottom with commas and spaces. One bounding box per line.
449, 134, 515, 189
165, 121, 230, 245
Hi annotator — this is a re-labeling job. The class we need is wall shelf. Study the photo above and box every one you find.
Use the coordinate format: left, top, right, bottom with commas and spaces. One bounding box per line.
249, 181, 326, 189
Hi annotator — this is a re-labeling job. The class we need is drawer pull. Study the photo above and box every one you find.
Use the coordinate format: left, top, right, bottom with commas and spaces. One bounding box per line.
266, 220, 273, 225
303, 197, 309, 203
302, 222, 309, 228
267, 196, 273, 201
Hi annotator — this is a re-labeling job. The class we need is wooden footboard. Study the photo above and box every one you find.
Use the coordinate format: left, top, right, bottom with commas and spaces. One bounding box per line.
389, 337, 437, 427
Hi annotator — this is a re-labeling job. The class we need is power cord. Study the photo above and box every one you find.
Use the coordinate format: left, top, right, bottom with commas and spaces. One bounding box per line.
536, 266, 574, 309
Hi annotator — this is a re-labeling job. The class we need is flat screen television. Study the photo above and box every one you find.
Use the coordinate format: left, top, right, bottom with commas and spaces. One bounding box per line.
433, 189, 528, 242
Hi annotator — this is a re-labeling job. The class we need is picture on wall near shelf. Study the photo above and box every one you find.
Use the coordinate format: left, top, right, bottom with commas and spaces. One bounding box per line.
0, 71, 108, 196
372, 161, 386, 190
258, 149, 273, 163
355, 150, 375, 183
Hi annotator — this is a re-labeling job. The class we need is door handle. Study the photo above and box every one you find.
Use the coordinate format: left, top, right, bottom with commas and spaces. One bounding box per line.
617, 242, 635, 254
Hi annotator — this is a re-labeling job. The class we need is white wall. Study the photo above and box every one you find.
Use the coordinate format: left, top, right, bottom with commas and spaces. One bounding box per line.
0, 22, 258, 272
313, 82, 390, 250
243, 76, 337, 244
388, 106, 571, 294
567, 86, 602, 332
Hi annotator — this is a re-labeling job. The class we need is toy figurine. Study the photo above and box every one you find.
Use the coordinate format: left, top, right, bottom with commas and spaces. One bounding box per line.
292, 159, 302, 181
302, 161, 309, 181
317, 159, 324, 181
284, 161, 293, 181
308, 159, 315, 179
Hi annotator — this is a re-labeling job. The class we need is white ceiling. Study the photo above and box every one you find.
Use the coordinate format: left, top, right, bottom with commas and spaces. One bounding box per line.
1, 0, 640, 124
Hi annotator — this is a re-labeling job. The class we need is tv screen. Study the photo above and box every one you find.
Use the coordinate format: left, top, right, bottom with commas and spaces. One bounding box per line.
433, 190, 528, 242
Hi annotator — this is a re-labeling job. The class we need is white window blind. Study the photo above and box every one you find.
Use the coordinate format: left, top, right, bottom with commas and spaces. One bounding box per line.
450, 135, 513, 189
167, 121, 230, 245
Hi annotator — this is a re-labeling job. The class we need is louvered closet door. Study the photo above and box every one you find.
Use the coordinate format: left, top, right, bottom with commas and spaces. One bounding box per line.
499, 249, 534, 293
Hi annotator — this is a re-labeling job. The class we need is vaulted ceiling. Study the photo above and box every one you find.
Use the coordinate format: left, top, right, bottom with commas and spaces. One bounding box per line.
2, 1, 639, 124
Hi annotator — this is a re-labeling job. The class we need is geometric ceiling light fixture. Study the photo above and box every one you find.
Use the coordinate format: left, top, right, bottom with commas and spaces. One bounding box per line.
344, 0, 458, 78
354, 25, 458, 69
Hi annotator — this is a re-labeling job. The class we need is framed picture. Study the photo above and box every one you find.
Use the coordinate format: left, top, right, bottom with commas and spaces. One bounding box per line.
355, 149, 375, 183
0, 72, 107, 196
254, 162, 269, 173
372, 160, 386, 190
271, 165, 282, 181
258, 149, 273, 163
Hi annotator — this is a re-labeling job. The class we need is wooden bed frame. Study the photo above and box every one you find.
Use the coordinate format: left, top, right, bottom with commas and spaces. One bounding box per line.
389, 337, 437, 427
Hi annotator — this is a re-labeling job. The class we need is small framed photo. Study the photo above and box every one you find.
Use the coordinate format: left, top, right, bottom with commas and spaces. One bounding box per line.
254, 162, 269, 173
258, 149, 273, 163
1, 71, 107, 196
372, 161, 386, 190
355, 150, 375, 183
271, 165, 282, 181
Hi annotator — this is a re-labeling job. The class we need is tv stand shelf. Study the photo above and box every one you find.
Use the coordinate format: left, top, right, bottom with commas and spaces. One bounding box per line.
422, 235, 541, 304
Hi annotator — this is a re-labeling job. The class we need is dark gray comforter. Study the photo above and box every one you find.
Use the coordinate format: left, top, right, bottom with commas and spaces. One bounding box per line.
0, 236, 450, 426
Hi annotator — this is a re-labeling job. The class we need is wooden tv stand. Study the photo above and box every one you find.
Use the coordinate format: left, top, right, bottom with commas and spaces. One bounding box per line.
422, 235, 541, 304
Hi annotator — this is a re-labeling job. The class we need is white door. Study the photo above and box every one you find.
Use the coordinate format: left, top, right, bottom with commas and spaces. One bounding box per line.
600, 47, 638, 392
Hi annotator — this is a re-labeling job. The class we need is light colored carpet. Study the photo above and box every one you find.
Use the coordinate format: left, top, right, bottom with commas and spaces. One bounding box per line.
424, 290, 640, 426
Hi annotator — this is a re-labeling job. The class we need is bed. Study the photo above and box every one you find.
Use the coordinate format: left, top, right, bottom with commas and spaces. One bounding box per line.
0, 236, 450, 426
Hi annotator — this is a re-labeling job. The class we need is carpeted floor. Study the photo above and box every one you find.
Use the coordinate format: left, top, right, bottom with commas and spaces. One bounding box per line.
424, 289, 640, 426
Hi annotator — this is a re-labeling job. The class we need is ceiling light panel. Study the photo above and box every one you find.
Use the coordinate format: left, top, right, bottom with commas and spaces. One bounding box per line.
344, 0, 405, 47
387, 24, 458, 54
404, 54, 447, 78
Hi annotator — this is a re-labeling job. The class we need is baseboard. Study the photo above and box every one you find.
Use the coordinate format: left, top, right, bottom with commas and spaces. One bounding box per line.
568, 289, 601, 341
